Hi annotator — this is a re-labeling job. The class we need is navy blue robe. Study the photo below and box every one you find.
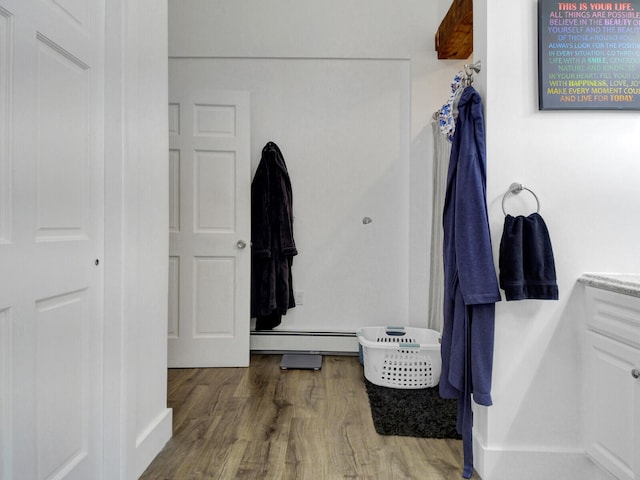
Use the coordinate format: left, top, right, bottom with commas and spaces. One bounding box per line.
440, 86, 501, 479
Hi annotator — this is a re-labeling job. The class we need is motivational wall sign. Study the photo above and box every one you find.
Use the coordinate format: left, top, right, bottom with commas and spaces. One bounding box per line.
538, 0, 640, 109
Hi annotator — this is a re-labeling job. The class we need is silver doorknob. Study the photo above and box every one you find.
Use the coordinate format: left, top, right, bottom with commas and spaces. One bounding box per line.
236, 240, 247, 249
633, 369, 640, 379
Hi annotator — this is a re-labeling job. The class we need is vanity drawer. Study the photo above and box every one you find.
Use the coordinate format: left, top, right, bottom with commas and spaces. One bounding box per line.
585, 286, 640, 348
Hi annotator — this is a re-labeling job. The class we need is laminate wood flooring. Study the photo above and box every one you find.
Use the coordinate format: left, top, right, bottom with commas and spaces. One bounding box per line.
139, 354, 466, 480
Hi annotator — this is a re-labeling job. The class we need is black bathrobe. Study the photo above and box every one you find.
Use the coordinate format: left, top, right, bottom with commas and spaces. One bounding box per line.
251, 142, 297, 330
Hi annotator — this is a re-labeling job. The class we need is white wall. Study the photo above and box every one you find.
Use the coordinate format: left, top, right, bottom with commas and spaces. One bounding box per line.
473, 0, 640, 478
104, 1, 172, 478
169, 57, 411, 332
169, 0, 469, 331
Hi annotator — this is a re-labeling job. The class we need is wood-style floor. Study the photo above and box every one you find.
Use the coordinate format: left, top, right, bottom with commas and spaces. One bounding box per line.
139, 354, 466, 480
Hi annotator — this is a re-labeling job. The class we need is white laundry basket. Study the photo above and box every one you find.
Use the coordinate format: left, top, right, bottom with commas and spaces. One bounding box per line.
357, 326, 441, 389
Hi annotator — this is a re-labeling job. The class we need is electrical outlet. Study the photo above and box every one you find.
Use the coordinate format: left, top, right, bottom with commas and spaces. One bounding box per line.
295, 290, 304, 305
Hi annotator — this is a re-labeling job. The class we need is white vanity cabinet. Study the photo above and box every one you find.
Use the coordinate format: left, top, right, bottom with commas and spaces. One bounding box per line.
583, 282, 640, 480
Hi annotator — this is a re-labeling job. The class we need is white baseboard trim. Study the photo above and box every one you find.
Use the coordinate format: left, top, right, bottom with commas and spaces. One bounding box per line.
473, 440, 616, 480
134, 407, 173, 479
250, 330, 359, 354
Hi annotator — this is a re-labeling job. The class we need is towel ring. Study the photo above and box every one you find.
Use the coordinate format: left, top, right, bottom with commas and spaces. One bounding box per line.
502, 182, 540, 216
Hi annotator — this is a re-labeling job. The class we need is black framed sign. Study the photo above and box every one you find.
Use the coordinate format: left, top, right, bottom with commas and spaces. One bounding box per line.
539, 0, 640, 110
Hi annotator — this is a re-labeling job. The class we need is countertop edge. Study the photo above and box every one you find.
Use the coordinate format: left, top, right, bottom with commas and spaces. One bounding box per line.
578, 273, 640, 298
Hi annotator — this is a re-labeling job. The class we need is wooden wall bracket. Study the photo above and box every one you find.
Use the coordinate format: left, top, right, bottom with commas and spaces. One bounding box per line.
435, 0, 473, 60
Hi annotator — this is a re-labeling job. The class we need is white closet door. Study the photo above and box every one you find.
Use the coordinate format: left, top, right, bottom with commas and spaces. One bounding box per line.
168, 87, 251, 367
0, 0, 105, 479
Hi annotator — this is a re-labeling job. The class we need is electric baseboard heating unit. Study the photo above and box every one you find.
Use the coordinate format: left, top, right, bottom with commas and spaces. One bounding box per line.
357, 326, 441, 389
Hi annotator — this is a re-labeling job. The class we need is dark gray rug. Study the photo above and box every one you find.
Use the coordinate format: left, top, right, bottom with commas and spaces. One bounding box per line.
364, 379, 461, 439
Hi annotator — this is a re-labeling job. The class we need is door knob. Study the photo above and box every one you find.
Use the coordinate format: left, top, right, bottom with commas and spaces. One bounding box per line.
633, 368, 640, 379
236, 240, 247, 249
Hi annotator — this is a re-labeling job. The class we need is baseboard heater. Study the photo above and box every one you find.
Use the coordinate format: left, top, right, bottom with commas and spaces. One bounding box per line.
250, 330, 359, 355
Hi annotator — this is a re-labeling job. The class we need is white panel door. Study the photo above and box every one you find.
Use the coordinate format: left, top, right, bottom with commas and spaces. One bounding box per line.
585, 331, 640, 480
0, 0, 104, 479
168, 88, 250, 367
